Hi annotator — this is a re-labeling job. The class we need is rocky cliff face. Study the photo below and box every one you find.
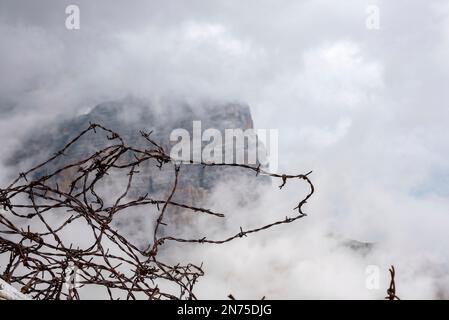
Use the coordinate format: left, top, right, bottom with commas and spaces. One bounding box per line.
11, 97, 269, 216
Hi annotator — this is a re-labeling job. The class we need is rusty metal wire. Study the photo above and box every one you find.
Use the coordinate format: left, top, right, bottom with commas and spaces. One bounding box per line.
385, 265, 400, 300
0, 123, 314, 300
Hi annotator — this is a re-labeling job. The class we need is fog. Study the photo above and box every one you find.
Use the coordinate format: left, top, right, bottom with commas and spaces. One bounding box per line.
1, 0, 449, 299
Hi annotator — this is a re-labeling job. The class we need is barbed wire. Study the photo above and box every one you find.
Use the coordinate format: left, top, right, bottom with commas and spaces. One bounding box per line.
385, 265, 400, 300
0, 123, 314, 300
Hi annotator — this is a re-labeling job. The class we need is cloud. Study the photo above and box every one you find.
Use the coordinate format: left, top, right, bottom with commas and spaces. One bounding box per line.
1, 0, 449, 299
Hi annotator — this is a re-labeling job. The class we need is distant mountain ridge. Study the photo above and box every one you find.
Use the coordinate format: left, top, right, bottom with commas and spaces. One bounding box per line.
9, 97, 269, 218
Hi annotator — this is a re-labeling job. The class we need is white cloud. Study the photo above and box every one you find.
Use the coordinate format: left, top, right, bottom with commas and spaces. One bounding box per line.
299, 41, 383, 108
1, 0, 449, 299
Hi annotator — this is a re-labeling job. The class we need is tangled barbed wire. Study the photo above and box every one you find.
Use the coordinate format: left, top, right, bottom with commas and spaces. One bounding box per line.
0, 123, 314, 300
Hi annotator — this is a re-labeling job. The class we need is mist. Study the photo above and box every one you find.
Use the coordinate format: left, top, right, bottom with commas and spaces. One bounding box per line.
1, 0, 449, 299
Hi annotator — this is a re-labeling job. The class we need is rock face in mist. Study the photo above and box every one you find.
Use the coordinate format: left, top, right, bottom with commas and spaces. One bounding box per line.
12, 97, 269, 215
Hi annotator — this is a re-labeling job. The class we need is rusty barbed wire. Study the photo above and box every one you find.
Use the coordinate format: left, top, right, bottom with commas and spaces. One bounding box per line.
0, 123, 314, 300
385, 265, 400, 300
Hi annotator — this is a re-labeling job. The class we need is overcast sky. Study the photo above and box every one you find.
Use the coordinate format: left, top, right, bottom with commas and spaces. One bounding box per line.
1, 0, 449, 299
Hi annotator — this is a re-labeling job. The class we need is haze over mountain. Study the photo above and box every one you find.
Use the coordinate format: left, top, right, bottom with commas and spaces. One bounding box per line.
9, 97, 271, 226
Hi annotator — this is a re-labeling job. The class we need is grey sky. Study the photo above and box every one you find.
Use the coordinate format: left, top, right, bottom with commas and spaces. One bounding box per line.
1, 0, 449, 298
